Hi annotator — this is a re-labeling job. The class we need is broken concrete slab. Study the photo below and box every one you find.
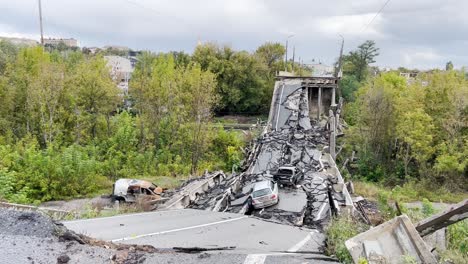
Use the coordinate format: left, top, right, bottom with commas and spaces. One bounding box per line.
345, 215, 438, 264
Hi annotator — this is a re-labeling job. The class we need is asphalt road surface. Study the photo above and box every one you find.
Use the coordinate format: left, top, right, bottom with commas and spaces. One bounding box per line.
64, 209, 337, 263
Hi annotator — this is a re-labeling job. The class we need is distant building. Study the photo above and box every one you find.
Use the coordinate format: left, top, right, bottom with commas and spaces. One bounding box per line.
103, 45, 129, 51
104, 56, 134, 95
43, 38, 78, 47
399, 72, 418, 79
86, 47, 100, 54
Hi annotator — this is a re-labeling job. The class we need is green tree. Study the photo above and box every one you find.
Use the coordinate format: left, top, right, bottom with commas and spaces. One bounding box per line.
396, 109, 435, 176
0, 40, 18, 74
254, 42, 285, 73
182, 64, 217, 173
69, 56, 120, 141
340, 75, 360, 101
29, 60, 67, 146
193, 43, 271, 114
343, 40, 379, 82
446, 61, 454, 71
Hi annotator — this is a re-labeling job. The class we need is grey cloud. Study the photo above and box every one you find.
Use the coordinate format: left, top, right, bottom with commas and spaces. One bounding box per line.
0, 0, 466, 69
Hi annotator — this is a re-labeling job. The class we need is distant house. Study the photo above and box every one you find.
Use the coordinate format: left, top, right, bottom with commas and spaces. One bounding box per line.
104, 56, 134, 95
43, 38, 78, 47
103, 45, 129, 52
86, 47, 100, 54
399, 72, 418, 79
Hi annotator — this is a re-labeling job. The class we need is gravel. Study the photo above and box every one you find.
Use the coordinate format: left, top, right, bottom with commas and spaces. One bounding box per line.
0, 209, 58, 237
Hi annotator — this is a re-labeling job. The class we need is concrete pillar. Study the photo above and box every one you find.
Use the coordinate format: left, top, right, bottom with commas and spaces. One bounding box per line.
329, 110, 336, 159
335, 113, 339, 132
317, 87, 322, 119
331, 86, 336, 106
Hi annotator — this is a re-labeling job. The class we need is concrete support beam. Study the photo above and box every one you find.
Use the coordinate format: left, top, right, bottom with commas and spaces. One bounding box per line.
331, 86, 336, 107
329, 110, 336, 159
317, 87, 322, 119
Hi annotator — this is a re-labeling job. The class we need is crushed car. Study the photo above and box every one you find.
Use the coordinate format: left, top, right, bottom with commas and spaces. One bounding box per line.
250, 180, 279, 209
273, 166, 303, 187
112, 179, 163, 203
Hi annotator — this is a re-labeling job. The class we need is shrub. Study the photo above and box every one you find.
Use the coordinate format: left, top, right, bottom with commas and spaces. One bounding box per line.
447, 219, 468, 255
326, 215, 369, 263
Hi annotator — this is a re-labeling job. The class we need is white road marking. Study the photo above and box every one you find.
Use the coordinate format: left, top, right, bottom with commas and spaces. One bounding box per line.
243, 254, 267, 264
63, 209, 185, 224
287, 230, 318, 252
111, 216, 248, 242
315, 203, 327, 221
275, 83, 285, 131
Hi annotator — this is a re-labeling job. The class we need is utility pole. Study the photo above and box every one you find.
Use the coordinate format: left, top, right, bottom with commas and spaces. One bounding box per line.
284, 34, 294, 72
38, 0, 44, 45
284, 39, 288, 71
298, 56, 301, 75
337, 34, 345, 100
337, 35, 344, 78
292, 46, 295, 73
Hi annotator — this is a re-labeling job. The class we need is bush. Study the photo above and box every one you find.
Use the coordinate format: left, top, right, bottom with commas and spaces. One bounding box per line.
0, 138, 109, 202
447, 219, 468, 256
326, 215, 369, 263
354, 180, 467, 204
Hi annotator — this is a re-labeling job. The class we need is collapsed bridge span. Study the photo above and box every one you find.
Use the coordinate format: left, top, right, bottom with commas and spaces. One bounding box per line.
163, 75, 354, 227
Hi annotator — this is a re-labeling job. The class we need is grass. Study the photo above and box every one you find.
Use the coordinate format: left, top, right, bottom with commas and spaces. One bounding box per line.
447, 219, 468, 255
65, 201, 149, 220
354, 180, 467, 203
325, 214, 369, 263
439, 249, 468, 264
144, 175, 187, 189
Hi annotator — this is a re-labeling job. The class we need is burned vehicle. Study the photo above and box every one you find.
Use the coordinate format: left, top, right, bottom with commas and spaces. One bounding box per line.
273, 166, 302, 186
112, 179, 163, 203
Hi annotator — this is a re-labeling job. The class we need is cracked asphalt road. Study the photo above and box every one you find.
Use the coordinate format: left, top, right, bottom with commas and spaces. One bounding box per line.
64, 209, 337, 263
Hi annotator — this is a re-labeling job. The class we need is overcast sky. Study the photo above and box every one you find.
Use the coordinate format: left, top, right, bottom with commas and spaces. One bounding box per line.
1, 0, 467, 69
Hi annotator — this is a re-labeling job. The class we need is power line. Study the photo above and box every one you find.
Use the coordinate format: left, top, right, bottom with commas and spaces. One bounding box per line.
119, 0, 188, 28
362, 0, 391, 32
121, 0, 162, 16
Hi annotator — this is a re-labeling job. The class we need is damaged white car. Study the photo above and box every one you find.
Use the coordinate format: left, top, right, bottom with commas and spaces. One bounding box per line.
250, 180, 279, 209
112, 179, 163, 203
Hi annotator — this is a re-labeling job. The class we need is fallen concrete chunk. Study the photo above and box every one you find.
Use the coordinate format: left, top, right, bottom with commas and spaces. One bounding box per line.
345, 215, 437, 264
415, 199, 467, 237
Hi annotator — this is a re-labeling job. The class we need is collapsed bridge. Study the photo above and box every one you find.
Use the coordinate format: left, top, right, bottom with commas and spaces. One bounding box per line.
162, 75, 354, 227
